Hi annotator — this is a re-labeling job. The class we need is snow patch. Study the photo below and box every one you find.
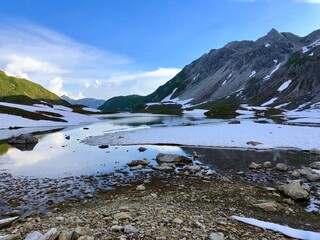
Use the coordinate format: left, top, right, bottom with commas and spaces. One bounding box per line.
232, 216, 320, 240
302, 39, 320, 53
274, 102, 291, 109
263, 63, 281, 80
222, 73, 232, 86
161, 88, 178, 102
193, 73, 200, 81
309, 52, 314, 57
86, 121, 320, 150
278, 80, 292, 92
265, 43, 271, 48
261, 97, 278, 107
249, 70, 256, 78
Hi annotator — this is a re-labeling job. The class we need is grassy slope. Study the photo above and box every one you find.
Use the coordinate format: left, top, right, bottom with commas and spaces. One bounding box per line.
0, 70, 67, 105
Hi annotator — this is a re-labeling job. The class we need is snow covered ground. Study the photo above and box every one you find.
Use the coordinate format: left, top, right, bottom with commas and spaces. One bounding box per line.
232, 216, 320, 240
0, 102, 99, 129
85, 120, 320, 150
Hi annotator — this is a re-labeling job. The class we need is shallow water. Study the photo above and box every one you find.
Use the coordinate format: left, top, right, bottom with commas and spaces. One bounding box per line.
0, 113, 318, 178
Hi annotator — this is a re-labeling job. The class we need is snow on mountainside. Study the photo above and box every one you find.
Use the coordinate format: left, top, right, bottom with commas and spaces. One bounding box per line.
99, 28, 320, 117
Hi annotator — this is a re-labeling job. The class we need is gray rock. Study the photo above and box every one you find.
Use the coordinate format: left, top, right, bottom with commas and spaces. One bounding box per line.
276, 163, 288, 171
263, 161, 272, 168
130, 164, 143, 171
127, 159, 150, 167
0, 234, 20, 240
253, 201, 282, 212
25, 232, 43, 240
305, 172, 320, 182
77, 237, 94, 240
111, 225, 124, 232
72, 226, 91, 239
281, 180, 309, 200
8, 134, 38, 144
310, 161, 320, 169
185, 165, 201, 172
124, 224, 139, 234
152, 163, 175, 171
113, 212, 132, 221
156, 153, 192, 165
209, 232, 224, 240
249, 162, 261, 169
136, 185, 146, 191
58, 231, 73, 240
292, 170, 301, 178
0, 216, 19, 229
38, 228, 60, 240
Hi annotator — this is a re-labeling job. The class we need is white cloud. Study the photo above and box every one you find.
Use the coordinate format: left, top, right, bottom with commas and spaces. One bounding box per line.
0, 20, 180, 100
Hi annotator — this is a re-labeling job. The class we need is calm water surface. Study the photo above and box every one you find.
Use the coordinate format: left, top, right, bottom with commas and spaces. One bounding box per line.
0, 113, 317, 178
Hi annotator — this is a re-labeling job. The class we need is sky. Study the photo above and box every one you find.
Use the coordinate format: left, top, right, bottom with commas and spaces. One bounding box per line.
0, 0, 319, 100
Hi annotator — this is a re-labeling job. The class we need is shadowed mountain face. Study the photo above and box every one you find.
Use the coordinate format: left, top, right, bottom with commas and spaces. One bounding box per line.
99, 29, 320, 113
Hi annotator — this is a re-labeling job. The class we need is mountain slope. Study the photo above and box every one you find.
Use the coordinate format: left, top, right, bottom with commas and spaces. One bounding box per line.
0, 70, 68, 106
61, 95, 105, 109
99, 29, 320, 114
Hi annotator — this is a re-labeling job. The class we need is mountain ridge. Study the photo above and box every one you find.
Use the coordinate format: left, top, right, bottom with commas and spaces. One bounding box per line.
99, 28, 320, 114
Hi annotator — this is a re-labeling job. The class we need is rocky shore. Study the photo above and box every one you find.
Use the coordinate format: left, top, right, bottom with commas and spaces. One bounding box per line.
1, 151, 320, 239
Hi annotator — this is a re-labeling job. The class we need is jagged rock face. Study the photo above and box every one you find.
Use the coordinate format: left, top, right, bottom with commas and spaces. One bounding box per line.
99, 28, 320, 112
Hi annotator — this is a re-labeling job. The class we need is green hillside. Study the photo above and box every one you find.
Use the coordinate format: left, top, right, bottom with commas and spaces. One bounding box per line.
0, 70, 67, 105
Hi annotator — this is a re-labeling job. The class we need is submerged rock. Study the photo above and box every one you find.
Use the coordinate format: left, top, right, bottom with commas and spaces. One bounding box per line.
280, 180, 309, 200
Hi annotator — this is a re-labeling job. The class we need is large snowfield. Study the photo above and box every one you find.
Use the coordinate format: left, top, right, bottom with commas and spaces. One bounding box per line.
85, 120, 320, 150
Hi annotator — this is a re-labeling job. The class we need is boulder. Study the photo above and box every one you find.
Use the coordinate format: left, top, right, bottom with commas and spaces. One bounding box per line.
156, 153, 192, 165
310, 161, 320, 169
246, 141, 262, 146
8, 134, 38, 144
305, 172, 320, 182
185, 165, 201, 172
253, 201, 282, 212
276, 163, 288, 171
0, 216, 19, 229
127, 159, 150, 167
58, 231, 72, 240
263, 161, 272, 168
249, 162, 261, 169
280, 180, 309, 200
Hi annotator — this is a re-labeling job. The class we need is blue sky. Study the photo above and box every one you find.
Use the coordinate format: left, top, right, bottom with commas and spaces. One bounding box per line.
0, 0, 319, 99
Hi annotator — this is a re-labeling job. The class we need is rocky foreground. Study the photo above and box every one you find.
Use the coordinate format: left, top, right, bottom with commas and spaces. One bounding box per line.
0, 152, 320, 239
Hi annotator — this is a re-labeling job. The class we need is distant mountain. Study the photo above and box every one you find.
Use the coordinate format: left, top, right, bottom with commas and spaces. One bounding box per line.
61, 95, 105, 109
0, 70, 68, 106
99, 29, 320, 116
